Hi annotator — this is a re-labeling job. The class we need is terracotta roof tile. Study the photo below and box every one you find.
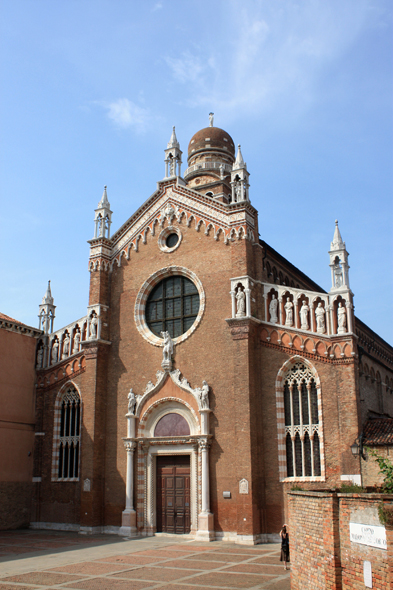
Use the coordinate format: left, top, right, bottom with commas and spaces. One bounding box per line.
0, 311, 21, 323
363, 418, 393, 446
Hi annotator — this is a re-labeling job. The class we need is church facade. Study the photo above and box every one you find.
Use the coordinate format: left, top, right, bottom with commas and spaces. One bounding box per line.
28, 118, 393, 543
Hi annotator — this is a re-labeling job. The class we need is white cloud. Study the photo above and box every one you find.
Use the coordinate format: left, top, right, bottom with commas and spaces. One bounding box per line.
164, 51, 211, 84
103, 99, 150, 133
163, 0, 377, 119
152, 2, 163, 11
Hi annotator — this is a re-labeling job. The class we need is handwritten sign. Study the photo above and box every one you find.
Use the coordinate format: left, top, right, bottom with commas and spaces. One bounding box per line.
349, 523, 386, 550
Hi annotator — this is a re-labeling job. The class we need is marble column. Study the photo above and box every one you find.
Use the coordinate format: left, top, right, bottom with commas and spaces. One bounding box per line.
196, 437, 214, 540
245, 288, 251, 318
119, 413, 137, 537
230, 290, 236, 319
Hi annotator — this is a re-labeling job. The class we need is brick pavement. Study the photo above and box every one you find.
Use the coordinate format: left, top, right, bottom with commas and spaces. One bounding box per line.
0, 530, 290, 589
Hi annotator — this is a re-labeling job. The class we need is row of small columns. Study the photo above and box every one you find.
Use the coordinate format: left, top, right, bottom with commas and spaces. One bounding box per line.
262, 295, 354, 335
287, 381, 319, 478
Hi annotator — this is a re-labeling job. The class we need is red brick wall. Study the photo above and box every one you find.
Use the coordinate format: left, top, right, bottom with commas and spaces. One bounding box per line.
289, 490, 392, 590
0, 328, 37, 529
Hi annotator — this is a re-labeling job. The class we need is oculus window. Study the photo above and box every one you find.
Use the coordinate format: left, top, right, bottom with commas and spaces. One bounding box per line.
146, 276, 200, 339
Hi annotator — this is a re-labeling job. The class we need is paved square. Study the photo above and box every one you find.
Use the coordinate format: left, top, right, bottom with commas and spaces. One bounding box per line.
0, 529, 290, 589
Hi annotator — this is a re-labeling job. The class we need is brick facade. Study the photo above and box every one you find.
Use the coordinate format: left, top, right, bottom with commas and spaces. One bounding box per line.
4, 122, 392, 539
289, 490, 393, 589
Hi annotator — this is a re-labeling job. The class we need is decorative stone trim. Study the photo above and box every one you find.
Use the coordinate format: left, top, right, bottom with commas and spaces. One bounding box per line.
51, 381, 82, 482
275, 355, 325, 482
157, 225, 182, 253
134, 266, 205, 347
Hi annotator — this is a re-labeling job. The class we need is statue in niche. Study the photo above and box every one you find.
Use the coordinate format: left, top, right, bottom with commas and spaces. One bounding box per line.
62, 334, 70, 359
219, 164, 225, 179
89, 313, 98, 340
284, 297, 294, 327
235, 181, 242, 201
73, 331, 81, 353
51, 340, 59, 364
36, 346, 43, 369
315, 303, 326, 333
236, 288, 246, 317
269, 294, 278, 323
334, 260, 343, 288
199, 381, 210, 409
161, 331, 174, 368
337, 302, 347, 333
127, 389, 136, 415
209, 112, 214, 127
300, 301, 310, 330
169, 156, 175, 176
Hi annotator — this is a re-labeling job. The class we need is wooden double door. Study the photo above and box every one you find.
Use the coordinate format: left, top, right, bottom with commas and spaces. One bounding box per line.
156, 455, 190, 534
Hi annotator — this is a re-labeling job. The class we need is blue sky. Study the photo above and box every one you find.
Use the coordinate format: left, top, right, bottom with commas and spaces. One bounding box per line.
1, 0, 392, 344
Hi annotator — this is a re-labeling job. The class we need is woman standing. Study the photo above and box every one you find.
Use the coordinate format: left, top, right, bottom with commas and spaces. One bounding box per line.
280, 524, 290, 570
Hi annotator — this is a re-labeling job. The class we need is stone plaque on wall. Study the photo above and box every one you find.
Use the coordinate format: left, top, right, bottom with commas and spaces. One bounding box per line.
349, 522, 386, 550
83, 478, 91, 492
239, 478, 249, 494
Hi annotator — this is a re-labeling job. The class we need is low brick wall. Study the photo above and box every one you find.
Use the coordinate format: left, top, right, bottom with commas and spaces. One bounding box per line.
288, 490, 393, 590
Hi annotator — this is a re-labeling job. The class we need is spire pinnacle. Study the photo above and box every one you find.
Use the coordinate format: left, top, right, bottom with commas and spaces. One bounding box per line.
331, 219, 345, 251
42, 280, 54, 305
167, 126, 179, 149
98, 185, 110, 209
234, 144, 246, 169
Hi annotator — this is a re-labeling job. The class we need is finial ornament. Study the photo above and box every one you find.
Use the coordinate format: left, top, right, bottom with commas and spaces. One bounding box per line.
94, 186, 112, 239
209, 112, 214, 127
38, 280, 56, 333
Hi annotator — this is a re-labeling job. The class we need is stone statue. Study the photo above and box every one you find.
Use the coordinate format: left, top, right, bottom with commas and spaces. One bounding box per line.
315, 303, 326, 333
338, 302, 347, 333
284, 298, 294, 327
36, 346, 43, 369
219, 164, 225, 179
89, 314, 98, 340
62, 334, 70, 359
199, 380, 209, 409
51, 340, 59, 364
236, 288, 246, 317
73, 331, 80, 354
269, 294, 278, 323
209, 112, 214, 127
334, 261, 343, 288
169, 157, 175, 176
127, 388, 136, 415
161, 331, 174, 369
300, 301, 310, 330
235, 181, 242, 201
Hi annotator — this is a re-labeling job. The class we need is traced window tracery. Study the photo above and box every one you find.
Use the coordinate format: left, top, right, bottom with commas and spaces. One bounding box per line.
283, 362, 321, 478
56, 386, 81, 480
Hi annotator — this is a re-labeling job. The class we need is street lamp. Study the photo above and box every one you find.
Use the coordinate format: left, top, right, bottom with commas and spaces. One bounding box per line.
351, 433, 366, 460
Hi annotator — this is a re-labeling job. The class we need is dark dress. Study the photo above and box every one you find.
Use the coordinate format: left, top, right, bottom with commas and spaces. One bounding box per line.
280, 532, 290, 562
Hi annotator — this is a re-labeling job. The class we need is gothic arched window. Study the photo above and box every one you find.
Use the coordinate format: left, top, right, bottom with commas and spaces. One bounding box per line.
283, 362, 321, 478
52, 386, 81, 480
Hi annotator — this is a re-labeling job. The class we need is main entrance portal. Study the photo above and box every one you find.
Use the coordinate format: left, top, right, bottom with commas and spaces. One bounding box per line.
156, 455, 191, 534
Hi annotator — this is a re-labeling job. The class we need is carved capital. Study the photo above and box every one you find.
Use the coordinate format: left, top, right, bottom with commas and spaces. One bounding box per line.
198, 438, 211, 451
123, 440, 137, 452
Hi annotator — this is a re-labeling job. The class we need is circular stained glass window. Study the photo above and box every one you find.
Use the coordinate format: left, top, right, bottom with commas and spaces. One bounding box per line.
146, 275, 200, 339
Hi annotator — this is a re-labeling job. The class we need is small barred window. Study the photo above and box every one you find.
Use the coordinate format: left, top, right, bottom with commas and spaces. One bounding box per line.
283, 362, 321, 478
57, 386, 81, 479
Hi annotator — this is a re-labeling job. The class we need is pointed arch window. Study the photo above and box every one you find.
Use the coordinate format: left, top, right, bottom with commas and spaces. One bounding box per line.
283, 362, 322, 478
52, 386, 81, 481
